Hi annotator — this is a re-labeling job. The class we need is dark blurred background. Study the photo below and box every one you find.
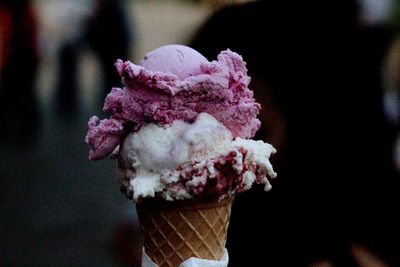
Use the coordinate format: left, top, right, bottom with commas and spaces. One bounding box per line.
1, 0, 399, 266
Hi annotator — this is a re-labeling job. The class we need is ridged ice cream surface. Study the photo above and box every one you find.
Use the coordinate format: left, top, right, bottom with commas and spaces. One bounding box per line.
85, 44, 277, 201
86, 44, 261, 161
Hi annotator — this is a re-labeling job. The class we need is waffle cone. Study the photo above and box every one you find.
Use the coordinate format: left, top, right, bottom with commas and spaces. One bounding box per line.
136, 197, 233, 267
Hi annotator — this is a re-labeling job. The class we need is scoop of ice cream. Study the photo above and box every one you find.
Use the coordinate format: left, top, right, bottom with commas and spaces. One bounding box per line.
117, 113, 276, 202
139, 44, 208, 79
117, 113, 233, 200
86, 45, 261, 160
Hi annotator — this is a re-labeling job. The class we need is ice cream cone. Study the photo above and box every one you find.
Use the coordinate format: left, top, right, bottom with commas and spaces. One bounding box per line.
136, 197, 233, 267
85, 44, 278, 266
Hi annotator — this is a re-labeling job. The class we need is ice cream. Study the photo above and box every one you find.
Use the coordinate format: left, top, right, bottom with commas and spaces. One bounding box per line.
86, 44, 262, 161
85, 44, 277, 266
118, 112, 276, 202
86, 44, 276, 202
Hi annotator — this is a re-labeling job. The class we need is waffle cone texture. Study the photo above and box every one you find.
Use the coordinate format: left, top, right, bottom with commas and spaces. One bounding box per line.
136, 197, 233, 267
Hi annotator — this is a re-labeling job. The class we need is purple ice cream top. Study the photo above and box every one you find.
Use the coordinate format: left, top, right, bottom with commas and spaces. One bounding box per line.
86, 45, 261, 160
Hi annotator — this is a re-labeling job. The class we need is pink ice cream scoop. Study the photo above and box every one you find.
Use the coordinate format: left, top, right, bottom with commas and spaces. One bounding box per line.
85, 44, 261, 161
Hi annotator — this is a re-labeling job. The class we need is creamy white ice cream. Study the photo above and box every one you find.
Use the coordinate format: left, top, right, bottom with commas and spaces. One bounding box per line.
117, 113, 276, 202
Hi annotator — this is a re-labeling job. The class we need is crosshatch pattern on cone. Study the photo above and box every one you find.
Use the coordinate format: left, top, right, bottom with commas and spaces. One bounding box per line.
137, 198, 233, 267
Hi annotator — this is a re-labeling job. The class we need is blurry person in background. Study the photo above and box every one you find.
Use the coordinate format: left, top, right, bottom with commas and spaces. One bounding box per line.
383, 23, 400, 173
0, 0, 39, 140
191, 0, 399, 266
56, 0, 132, 116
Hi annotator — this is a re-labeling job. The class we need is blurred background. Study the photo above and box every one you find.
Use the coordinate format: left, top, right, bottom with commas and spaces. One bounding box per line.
1, 0, 399, 266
